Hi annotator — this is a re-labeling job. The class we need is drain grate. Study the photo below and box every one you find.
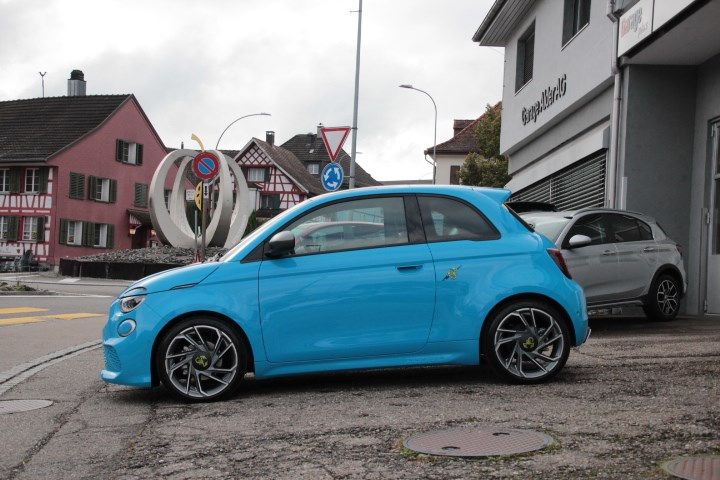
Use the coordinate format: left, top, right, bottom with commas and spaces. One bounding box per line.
663, 456, 720, 480
0, 399, 53, 415
404, 426, 554, 457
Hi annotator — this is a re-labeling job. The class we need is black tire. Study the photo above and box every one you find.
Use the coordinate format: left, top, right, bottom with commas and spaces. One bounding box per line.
482, 301, 571, 384
643, 273, 681, 321
155, 317, 247, 402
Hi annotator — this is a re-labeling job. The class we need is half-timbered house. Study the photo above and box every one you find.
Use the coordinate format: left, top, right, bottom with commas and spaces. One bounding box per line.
0, 71, 167, 270
234, 128, 380, 218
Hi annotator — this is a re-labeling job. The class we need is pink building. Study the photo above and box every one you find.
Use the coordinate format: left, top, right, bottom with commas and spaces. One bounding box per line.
0, 71, 167, 269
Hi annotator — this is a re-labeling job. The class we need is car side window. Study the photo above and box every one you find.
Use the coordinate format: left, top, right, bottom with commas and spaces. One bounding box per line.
609, 214, 653, 243
566, 214, 608, 246
286, 196, 408, 255
417, 195, 499, 243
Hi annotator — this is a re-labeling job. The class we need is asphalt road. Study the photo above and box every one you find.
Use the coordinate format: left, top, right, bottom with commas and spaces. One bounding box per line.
0, 274, 718, 479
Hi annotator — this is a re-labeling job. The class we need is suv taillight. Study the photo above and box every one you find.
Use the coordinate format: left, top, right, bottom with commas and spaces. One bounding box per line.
547, 248, 572, 279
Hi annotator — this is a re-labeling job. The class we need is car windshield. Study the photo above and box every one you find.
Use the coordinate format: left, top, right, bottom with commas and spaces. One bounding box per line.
521, 215, 571, 243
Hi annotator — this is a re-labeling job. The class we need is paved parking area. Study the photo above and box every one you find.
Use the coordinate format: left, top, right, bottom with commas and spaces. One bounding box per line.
2, 315, 719, 479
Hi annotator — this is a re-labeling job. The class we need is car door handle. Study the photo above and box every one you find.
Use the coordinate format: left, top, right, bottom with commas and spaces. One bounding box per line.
602, 250, 615, 256
643, 247, 655, 252
397, 265, 422, 272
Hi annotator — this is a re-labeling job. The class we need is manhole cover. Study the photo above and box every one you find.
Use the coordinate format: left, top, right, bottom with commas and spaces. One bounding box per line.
404, 426, 554, 457
0, 399, 53, 415
663, 456, 720, 480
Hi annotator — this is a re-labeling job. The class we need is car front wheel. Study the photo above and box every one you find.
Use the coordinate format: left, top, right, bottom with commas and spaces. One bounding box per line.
483, 301, 571, 383
156, 317, 247, 402
643, 274, 681, 321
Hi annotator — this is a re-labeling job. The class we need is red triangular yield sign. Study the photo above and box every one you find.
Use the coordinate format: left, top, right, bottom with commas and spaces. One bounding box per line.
320, 127, 351, 162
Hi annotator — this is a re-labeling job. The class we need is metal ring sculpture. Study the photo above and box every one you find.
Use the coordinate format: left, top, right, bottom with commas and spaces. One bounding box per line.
149, 149, 250, 248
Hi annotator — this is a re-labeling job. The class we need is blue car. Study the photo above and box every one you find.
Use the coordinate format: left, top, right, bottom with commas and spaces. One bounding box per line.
102, 185, 589, 401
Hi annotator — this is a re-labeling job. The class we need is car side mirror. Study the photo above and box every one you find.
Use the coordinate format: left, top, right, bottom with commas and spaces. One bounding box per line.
266, 231, 296, 258
567, 234, 592, 249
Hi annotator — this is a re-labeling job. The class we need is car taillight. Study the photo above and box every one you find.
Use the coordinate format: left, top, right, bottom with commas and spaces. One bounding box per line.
547, 248, 572, 279
676, 244, 683, 257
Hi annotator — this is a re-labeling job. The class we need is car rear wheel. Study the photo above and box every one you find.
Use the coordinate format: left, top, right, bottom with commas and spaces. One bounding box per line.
156, 317, 246, 402
483, 301, 571, 383
643, 274, 681, 321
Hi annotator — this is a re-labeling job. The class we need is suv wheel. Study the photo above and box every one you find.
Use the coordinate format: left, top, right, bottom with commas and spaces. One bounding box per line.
643, 273, 681, 321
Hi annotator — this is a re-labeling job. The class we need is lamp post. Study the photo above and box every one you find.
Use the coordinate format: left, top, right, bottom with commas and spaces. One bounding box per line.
215, 112, 271, 150
399, 84, 437, 184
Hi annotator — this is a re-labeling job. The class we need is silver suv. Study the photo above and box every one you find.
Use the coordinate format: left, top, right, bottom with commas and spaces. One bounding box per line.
519, 208, 687, 320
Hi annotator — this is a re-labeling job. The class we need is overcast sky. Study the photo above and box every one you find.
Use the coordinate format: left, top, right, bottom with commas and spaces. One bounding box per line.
0, 0, 503, 181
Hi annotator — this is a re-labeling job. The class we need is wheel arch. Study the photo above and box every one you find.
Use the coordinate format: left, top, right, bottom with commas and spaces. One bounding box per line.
150, 310, 255, 387
648, 265, 685, 298
479, 293, 577, 358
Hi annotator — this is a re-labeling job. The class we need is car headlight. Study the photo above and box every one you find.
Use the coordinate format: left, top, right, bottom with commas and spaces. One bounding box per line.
120, 295, 146, 313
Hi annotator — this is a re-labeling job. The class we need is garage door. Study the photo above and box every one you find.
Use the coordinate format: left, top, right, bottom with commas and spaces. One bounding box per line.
510, 152, 606, 210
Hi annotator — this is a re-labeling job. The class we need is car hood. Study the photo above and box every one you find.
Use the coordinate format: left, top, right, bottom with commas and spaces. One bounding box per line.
118, 262, 220, 298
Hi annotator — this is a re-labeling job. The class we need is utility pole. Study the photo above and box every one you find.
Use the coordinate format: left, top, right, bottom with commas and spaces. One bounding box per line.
39, 72, 47, 98
349, 0, 362, 188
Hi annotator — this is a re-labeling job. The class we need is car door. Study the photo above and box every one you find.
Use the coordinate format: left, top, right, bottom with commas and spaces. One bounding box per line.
415, 194, 506, 341
606, 213, 658, 299
258, 195, 436, 363
560, 213, 618, 304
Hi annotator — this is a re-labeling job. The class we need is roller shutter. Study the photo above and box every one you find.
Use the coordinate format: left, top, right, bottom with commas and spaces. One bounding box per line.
511, 152, 606, 210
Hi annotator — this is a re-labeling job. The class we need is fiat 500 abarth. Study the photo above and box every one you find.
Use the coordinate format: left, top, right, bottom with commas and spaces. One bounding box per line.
102, 186, 590, 401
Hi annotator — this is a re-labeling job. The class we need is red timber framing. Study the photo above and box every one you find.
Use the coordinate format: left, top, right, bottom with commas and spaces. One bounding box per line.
237, 144, 307, 212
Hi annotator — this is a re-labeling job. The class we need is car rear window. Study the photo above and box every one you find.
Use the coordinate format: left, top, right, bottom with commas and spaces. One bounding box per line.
521, 215, 571, 243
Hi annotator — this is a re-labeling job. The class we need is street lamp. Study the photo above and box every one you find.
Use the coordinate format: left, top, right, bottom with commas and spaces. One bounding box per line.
399, 84, 437, 184
215, 112, 271, 149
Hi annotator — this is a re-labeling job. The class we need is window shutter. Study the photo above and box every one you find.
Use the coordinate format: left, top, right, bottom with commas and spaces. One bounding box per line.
7, 216, 19, 241
136, 144, 144, 165
82, 222, 95, 246
39, 168, 49, 194
273, 194, 281, 209
116, 140, 123, 162
264, 168, 271, 182
106, 224, 115, 249
70, 172, 85, 199
88, 176, 98, 200
9, 168, 22, 193
36, 216, 46, 240
59, 219, 68, 245
109, 179, 117, 203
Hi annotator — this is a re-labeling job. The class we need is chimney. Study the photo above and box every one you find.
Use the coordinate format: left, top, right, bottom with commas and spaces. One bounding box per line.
266, 131, 275, 146
317, 123, 324, 135
67, 70, 86, 96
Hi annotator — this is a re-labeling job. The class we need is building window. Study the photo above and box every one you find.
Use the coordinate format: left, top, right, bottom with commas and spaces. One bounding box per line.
25, 168, 40, 193
261, 194, 281, 210
307, 163, 320, 175
450, 165, 461, 185
134, 183, 149, 208
22, 216, 45, 242
65, 220, 82, 245
0, 216, 18, 241
69, 172, 85, 199
248, 168, 267, 182
78, 221, 114, 248
563, 0, 591, 45
116, 140, 144, 165
89, 176, 117, 203
0, 168, 9, 193
515, 23, 535, 92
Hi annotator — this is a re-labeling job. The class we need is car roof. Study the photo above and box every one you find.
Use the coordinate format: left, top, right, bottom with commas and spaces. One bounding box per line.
308, 184, 513, 205
520, 207, 656, 223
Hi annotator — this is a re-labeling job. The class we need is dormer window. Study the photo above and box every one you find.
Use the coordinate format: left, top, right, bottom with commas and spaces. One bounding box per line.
308, 163, 320, 175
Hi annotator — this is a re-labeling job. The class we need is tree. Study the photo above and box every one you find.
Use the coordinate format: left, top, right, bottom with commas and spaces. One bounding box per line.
458, 103, 511, 188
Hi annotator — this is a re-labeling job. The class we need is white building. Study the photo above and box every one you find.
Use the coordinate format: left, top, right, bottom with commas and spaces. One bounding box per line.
474, 0, 720, 315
